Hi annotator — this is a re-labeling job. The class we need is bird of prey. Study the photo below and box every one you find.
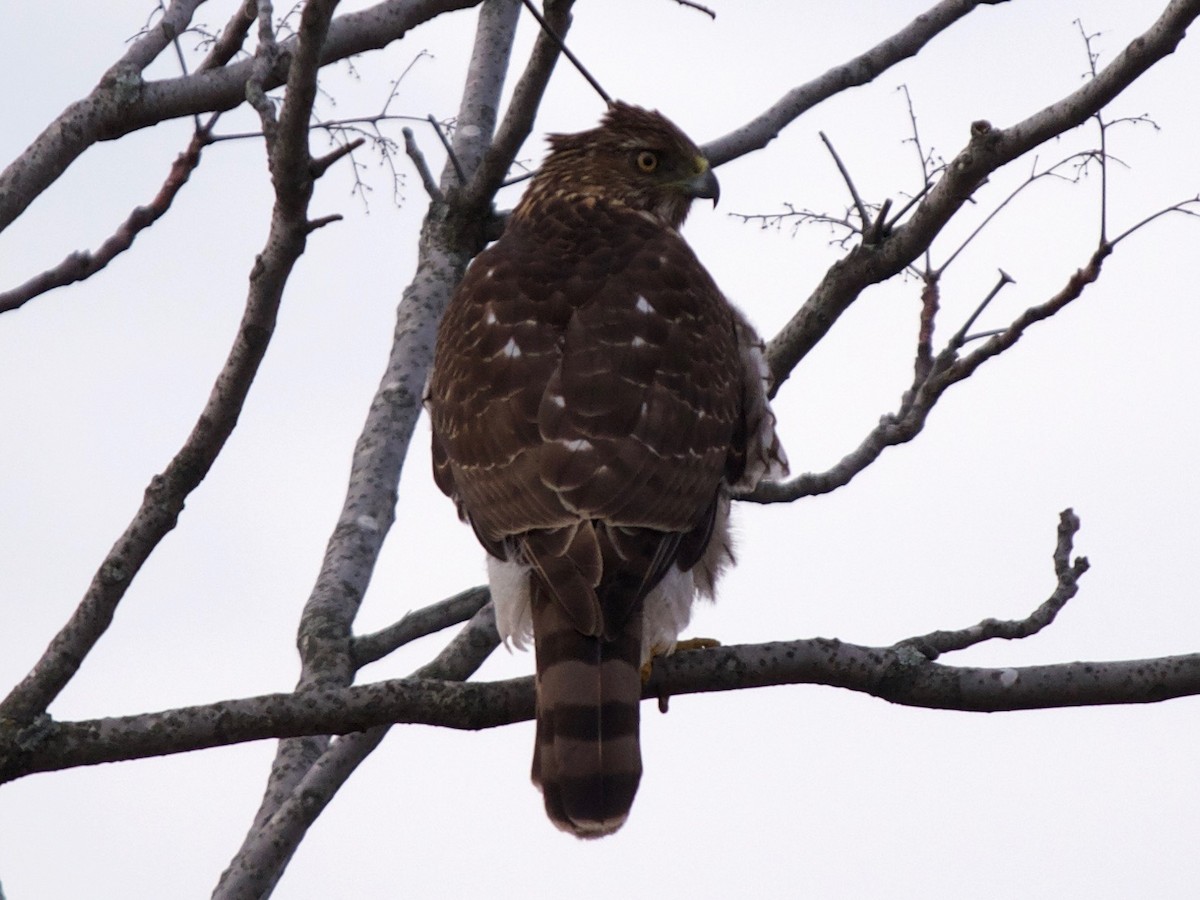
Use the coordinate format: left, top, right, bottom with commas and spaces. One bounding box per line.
427, 102, 786, 838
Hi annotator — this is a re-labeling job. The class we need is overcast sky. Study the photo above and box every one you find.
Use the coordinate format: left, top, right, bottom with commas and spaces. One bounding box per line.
2, 1, 1199, 897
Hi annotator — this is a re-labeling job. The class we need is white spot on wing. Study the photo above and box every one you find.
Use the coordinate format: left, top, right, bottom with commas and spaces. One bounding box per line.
630, 336, 647, 348
634, 295, 654, 314
501, 337, 520, 359
484, 309, 498, 324
559, 438, 594, 452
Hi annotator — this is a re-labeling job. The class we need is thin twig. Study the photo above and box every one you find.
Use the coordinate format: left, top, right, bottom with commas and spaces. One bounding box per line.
0, 118, 217, 313
819, 131, 872, 231
519, 0, 611, 105
428, 114, 466, 185
1109, 196, 1200, 246
745, 244, 1111, 504
403, 127, 444, 201
897, 510, 1089, 659
948, 268, 1015, 350
935, 150, 1102, 276
1074, 19, 1110, 245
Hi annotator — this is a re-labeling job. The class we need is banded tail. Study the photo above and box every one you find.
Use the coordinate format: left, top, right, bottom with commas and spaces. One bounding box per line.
529, 579, 644, 838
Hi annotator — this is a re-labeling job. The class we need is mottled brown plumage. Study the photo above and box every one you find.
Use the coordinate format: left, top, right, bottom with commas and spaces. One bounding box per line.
427, 102, 786, 837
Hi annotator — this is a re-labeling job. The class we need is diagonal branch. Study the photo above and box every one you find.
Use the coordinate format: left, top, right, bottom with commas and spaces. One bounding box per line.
351, 585, 491, 667
223, 0, 522, 877
197, 0, 259, 72
0, 119, 216, 313
745, 243, 1111, 503
464, 0, 577, 206
763, 0, 1200, 395
0, 0, 347, 729
702, 0, 1011, 166
211, 603, 499, 899
0, 0, 486, 234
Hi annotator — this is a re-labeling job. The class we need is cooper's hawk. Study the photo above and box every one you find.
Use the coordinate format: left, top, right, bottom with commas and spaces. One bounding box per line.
427, 102, 786, 837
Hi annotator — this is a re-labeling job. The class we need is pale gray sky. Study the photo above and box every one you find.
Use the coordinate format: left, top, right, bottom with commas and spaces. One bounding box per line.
2, 2, 1198, 897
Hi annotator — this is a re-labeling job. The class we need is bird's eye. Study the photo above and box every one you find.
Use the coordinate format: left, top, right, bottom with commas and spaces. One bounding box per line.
636, 150, 659, 173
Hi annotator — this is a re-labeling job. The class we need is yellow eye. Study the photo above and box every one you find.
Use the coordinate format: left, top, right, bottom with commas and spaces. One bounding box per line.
636, 150, 659, 173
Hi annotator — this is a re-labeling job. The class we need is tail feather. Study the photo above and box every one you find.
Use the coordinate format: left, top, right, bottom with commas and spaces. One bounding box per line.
530, 580, 644, 838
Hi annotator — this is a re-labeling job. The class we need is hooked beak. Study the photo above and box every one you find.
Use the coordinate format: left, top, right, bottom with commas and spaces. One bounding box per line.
685, 165, 720, 207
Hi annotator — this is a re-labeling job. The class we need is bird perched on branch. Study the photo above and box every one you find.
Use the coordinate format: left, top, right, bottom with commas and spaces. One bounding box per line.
427, 102, 786, 838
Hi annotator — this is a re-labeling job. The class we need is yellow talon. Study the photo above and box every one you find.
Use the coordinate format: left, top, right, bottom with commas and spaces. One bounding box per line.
674, 637, 721, 652
641, 637, 721, 682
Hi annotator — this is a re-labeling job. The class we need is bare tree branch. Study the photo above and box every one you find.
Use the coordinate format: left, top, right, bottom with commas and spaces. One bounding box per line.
702, 0, 1011, 167
221, 0, 523, 877
197, 0, 259, 72
1, 171, 310, 722
0, 0, 486, 234
0, 509, 1157, 785
516, 0, 609, 105
819, 131, 873, 232
0, 0, 350, 754
763, 0, 1200, 395
746, 241, 1112, 503
464, 0, 577, 206
212, 604, 498, 899
18, 633, 1200, 780
897, 510, 1089, 658
0, 119, 216, 313
351, 585, 491, 667
116, 0, 209, 74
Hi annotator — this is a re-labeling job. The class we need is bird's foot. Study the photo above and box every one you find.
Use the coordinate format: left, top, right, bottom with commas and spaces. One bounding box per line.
640, 637, 721, 682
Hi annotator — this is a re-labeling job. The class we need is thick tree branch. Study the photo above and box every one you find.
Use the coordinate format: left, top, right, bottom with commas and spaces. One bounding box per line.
9, 508, 1191, 785
463, 0, 576, 206
19, 628, 1200, 779
224, 0, 521, 876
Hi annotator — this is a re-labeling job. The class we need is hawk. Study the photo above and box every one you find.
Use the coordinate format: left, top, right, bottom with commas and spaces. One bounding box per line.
427, 102, 786, 838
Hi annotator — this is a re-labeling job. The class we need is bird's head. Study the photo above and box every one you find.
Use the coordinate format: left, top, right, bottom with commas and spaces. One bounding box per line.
518, 101, 719, 230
